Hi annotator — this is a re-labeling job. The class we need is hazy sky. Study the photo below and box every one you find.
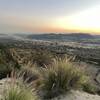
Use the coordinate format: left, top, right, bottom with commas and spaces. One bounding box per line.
0, 0, 100, 34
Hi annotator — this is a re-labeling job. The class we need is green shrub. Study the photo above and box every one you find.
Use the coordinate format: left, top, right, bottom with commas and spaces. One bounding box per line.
0, 48, 21, 79
82, 83, 99, 94
32, 50, 53, 67
0, 64, 12, 79
39, 59, 87, 99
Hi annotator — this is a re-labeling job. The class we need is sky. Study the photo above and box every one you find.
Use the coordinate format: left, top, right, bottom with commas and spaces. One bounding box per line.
0, 0, 100, 34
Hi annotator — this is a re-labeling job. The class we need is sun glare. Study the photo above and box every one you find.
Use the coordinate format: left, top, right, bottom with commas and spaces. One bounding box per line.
55, 5, 100, 33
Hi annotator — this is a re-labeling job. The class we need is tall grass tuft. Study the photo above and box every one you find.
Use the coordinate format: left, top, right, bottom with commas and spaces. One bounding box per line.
39, 58, 87, 99
4, 86, 36, 100
18, 67, 40, 83
2, 71, 38, 100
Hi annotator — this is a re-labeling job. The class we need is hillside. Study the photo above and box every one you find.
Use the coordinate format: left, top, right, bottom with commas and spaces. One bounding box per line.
0, 34, 100, 100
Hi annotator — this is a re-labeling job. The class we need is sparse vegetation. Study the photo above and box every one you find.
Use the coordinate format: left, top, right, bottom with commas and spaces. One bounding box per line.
0, 39, 100, 100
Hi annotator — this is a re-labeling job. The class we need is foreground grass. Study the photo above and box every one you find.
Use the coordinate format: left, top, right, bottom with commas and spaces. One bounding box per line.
4, 86, 36, 100
39, 58, 87, 99
2, 71, 38, 100
1, 55, 98, 100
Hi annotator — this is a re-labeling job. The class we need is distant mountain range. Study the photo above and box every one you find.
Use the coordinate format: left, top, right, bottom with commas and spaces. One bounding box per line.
0, 33, 100, 42
27, 33, 100, 42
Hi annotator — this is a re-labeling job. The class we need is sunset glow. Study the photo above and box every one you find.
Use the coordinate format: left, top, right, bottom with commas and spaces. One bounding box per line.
54, 5, 100, 34
0, 0, 100, 34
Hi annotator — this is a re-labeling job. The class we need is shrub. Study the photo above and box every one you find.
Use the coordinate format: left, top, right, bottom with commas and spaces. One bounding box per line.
0, 64, 12, 79
32, 50, 53, 67
82, 83, 99, 94
39, 58, 87, 99
0, 48, 21, 79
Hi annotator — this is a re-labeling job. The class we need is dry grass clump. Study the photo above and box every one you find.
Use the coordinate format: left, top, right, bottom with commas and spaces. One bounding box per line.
4, 86, 36, 100
39, 58, 87, 99
1, 55, 94, 100
2, 71, 39, 100
18, 67, 40, 83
